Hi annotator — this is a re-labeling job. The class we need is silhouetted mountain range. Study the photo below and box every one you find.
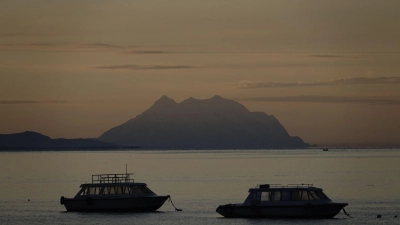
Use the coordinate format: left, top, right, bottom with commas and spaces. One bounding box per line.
99, 95, 309, 149
1, 96, 310, 150
0, 131, 133, 150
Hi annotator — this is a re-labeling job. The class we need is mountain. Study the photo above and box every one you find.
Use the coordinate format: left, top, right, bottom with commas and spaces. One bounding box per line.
99, 95, 309, 149
0, 131, 132, 150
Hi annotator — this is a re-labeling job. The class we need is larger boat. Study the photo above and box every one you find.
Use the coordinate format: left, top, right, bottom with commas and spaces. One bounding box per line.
216, 184, 348, 218
60, 173, 170, 212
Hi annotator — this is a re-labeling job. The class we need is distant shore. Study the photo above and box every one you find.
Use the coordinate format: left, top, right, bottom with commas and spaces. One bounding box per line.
1, 147, 399, 152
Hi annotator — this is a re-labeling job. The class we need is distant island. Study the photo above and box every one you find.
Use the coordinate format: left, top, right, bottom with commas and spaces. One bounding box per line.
0, 95, 310, 150
0, 131, 137, 151
99, 95, 309, 149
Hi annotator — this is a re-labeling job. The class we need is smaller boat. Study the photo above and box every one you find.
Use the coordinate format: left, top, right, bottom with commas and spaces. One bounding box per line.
323, 148, 329, 151
216, 184, 348, 218
60, 173, 170, 212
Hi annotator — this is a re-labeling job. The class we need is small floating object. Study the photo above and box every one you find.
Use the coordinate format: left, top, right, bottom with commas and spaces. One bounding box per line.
377, 214, 382, 218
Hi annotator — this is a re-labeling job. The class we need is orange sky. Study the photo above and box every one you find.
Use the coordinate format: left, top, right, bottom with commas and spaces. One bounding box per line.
1, 1, 400, 147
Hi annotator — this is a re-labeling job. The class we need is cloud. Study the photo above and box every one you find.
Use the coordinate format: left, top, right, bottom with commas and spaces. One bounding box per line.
235, 77, 400, 89
95, 64, 194, 70
0, 33, 41, 37
0, 42, 170, 54
26, 43, 63, 47
124, 50, 166, 54
0, 100, 68, 104
236, 95, 400, 105
75, 43, 124, 49
309, 54, 345, 58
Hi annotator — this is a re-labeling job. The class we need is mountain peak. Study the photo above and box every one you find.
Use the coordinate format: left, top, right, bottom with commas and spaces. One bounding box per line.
211, 95, 222, 99
152, 95, 177, 106
158, 95, 175, 102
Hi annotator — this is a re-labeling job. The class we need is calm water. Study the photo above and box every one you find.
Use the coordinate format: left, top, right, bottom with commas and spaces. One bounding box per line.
1, 149, 399, 225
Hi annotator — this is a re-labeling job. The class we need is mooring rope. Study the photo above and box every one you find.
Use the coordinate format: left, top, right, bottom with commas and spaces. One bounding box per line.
168, 196, 182, 211
343, 208, 353, 218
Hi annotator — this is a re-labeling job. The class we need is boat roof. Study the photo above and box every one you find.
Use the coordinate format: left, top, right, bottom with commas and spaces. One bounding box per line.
80, 182, 147, 187
79, 173, 147, 187
249, 184, 323, 191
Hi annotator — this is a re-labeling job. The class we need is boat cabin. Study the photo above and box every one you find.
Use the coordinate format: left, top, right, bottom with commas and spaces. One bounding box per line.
243, 184, 331, 205
73, 173, 156, 198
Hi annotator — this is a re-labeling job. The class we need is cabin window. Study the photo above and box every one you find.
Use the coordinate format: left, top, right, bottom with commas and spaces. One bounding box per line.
271, 191, 281, 201
140, 186, 153, 193
115, 186, 123, 194
281, 191, 291, 201
132, 186, 143, 194
252, 191, 261, 202
80, 187, 87, 196
81, 187, 99, 195
123, 186, 132, 194
309, 191, 320, 200
291, 191, 301, 201
259, 191, 281, 201
261, 192, 271, 201
301, 191, 311, 200
103, 186, 116, 194
132, 186, 153, 194
103, 187, 109, 194
316, 191, 329, 200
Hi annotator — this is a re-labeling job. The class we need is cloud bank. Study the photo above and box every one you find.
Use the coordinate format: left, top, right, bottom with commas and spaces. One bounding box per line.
235, 77, 400, 89
124, 50, 165, 54
236, 95, 400, 105
0, 100, 68, 104
75, 43, 124, 49
95, 64, 194, 70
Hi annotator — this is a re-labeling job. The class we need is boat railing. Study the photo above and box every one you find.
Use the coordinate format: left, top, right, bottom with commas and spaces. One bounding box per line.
257, 183, 314, 188
91, 173, 135, 184
257, 184, 284, 188
286, 183, 314, 188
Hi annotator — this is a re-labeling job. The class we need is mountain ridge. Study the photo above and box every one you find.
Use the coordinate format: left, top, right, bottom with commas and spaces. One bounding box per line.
0, 131, 136, 150
99, 95, 309, 149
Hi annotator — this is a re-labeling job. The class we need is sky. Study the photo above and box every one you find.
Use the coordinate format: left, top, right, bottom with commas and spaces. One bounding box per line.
1, 0, 400, 147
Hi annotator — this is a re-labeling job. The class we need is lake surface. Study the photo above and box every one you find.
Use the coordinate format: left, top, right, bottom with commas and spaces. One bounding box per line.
1, 149, 399, 224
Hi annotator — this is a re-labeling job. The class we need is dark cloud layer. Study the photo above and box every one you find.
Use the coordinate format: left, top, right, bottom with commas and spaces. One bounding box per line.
309, 54, 345, 58
76, 43, 124, 49
0, 100, 68, 104
236, 95, 400, 105
0, 33, 41, 37
124, 50, 165, 54
236, 77, 400, 88
95, 64, 194, 70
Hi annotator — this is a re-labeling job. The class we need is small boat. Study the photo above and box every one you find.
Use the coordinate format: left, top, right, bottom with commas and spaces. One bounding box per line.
60, 173, 170, 212
216, 184, 348, 218
323, 148, 329, 151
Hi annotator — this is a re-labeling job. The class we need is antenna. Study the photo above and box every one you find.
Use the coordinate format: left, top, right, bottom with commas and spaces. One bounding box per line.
125, 164, 128, 182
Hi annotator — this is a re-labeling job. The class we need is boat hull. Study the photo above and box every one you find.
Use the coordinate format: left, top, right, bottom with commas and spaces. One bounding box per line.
216, 202, 348, 218
62, 196, 169, 212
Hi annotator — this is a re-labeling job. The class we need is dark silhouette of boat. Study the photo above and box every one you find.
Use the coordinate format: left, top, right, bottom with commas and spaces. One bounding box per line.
60, 173, 169, 212
216, 184, 348, 218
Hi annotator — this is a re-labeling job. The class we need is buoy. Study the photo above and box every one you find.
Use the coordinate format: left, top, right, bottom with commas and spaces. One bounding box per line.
377, 214, 382, 218
28, 199, 30, 201
395, 215, 397, 218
